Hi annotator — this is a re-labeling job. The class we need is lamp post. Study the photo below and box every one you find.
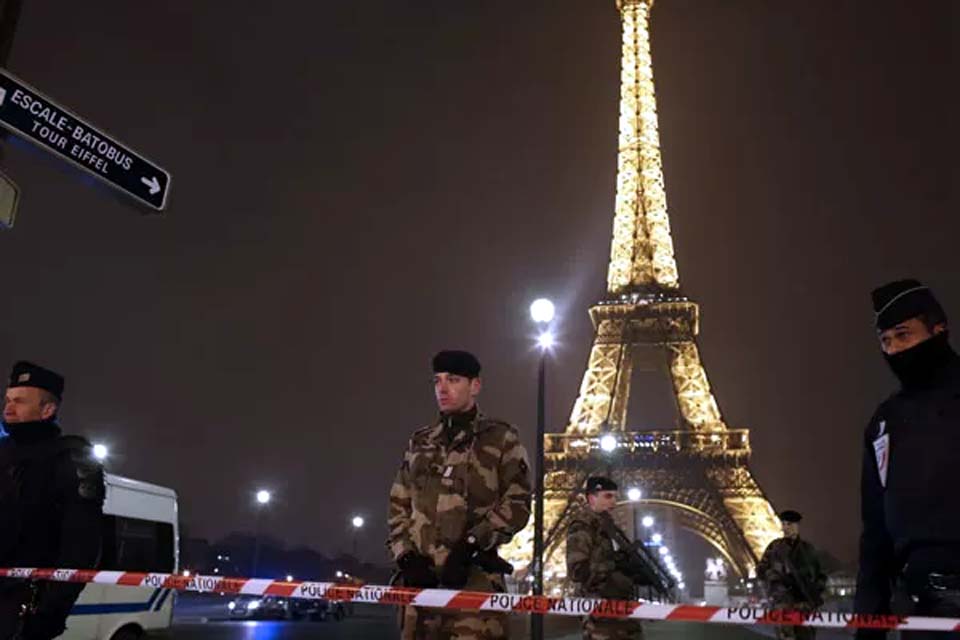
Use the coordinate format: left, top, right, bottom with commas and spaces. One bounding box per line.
529, 298, 555, 640
351, 515, 365, 558
252, 489, 271, 577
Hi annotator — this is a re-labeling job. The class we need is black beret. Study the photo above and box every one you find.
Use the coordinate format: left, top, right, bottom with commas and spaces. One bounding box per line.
432, 350, 481, 378
585, 476, 618, 494
778, 510, 802, 523
872, 279, 947, 331
8, 361, 64, 400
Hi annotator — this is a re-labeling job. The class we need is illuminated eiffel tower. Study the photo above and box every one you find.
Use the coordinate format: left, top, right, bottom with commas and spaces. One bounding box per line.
502, 0, 781, 588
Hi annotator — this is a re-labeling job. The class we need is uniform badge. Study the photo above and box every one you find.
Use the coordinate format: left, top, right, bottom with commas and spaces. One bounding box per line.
873, 433, 890, 488
16, 373, 29, 383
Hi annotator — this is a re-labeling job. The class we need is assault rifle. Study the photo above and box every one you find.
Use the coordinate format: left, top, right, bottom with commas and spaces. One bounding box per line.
598, 517, 674, 599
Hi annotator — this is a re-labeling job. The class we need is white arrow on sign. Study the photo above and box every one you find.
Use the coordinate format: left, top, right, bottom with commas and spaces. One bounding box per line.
141, 176, 160, 195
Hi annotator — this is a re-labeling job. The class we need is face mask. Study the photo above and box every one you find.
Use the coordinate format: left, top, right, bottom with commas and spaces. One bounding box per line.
884, 331, 955, 389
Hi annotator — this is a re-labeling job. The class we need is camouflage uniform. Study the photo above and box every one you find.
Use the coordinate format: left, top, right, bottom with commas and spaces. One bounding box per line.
566, 506, 643, 640
387, 409, 531, 640
757, 537, 826, 640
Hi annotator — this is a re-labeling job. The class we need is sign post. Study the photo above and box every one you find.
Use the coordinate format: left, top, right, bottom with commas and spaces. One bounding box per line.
0, 168, 17, 228
0, 68, 170, 211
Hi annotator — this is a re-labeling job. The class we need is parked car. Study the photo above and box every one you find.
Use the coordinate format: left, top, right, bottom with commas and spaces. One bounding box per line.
289, 598, 346, 622
227, 595, 347, 622
227, 595, 288, 620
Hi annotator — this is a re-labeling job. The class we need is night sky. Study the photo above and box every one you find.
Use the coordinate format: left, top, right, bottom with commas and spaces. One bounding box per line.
0, 1, 955, 566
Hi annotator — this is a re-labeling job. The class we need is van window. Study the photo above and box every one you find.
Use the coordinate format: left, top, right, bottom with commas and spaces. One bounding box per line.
100, 515, 174, 573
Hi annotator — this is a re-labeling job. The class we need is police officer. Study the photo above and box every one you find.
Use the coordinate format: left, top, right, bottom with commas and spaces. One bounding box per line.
0, 361, 105, 640
757, 510, 826, 640
387, 350, 531, 640
856, 280, 960, 638
566, 476, 643, 640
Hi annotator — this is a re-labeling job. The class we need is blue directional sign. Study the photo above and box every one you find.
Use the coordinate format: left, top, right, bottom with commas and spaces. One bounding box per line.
0, 68, 170, 211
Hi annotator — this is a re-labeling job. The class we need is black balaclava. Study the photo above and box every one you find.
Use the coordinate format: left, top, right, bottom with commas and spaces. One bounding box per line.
872, 279, 954, 389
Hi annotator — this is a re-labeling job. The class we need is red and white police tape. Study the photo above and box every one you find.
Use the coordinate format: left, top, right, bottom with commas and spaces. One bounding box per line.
1, 567, 957, 633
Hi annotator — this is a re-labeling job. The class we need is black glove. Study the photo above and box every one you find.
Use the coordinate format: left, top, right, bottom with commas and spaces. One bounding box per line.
473, 549, 514, 575
397, 552, 438, 588
21, 611, 67, 640
440, 539, 477, 588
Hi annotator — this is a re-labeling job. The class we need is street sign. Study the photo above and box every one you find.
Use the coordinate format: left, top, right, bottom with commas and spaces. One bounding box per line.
0, 68, 170, 211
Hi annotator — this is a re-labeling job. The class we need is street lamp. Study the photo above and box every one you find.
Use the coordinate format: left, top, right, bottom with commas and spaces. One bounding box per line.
351, 515, 365, 558
252, 489, 272, 577
92, 443, 108, 462
537, 332, 555, 350
529, 297, 555, 640
530, 298, 555, 324
599, 434, 617, 453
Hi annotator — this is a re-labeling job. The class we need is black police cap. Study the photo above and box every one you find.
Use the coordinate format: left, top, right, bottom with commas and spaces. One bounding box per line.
872, 279, 947, 331
432, 350, 481, 378
585, 476, 618, 494
778, 510, 802, 523
8, 361, 65, 400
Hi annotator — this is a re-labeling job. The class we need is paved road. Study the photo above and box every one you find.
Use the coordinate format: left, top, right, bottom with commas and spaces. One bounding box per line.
168, 595, 854, 640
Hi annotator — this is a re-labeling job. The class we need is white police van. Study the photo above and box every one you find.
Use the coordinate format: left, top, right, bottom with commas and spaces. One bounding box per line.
63, 474, 178, 640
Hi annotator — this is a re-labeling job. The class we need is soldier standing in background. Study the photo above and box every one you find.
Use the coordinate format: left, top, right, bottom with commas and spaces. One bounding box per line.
566, 476, 644, 640
386, 350, 531, 640
757, 510, 826, 640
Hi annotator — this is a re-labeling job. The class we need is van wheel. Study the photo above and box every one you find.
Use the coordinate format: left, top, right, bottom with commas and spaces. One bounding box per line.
110, 626, 143, 640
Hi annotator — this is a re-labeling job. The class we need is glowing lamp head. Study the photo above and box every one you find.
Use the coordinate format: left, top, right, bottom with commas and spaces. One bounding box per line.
537, 332, 555, 350
599, 434, 617, 453
530, 298, 555, 324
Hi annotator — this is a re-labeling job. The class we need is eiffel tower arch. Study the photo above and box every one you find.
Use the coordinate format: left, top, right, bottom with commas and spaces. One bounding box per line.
501, 0, 781, 588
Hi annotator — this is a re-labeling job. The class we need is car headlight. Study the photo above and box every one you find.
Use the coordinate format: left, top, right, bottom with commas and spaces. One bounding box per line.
247, 600, 261, 611
227, 601, 236, 611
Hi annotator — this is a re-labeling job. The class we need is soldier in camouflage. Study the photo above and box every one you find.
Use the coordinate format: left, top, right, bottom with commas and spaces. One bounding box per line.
757, 510, 827, 640
387, 350, 531, 640
566, 476, 643, 640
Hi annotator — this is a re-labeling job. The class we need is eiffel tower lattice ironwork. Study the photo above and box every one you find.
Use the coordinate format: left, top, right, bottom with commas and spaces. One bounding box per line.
501, 0, 781, 588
